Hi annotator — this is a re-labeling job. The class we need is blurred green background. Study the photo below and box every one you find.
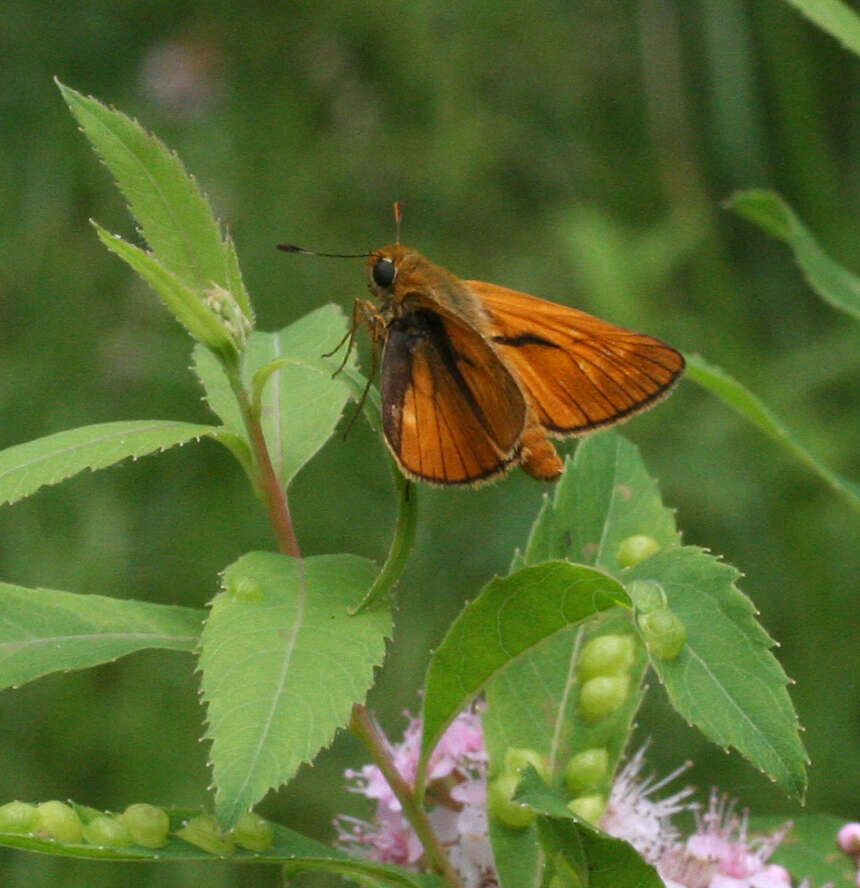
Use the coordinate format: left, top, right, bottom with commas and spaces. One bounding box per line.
1, 1, 858, 884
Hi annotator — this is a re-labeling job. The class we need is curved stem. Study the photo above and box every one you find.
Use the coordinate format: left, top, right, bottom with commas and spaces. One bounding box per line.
351, 463, 417, 614
349, 705, 464, 888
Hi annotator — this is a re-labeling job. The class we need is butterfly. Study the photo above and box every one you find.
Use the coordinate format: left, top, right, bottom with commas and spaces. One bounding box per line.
280, 240, 685, 486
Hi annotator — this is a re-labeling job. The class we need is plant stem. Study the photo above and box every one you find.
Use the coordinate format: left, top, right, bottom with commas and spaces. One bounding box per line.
349, 704, 464, 888
228, 362, 302, 559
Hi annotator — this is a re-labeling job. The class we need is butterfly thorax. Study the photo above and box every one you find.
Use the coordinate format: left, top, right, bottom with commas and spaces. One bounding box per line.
366, 244, 492, 334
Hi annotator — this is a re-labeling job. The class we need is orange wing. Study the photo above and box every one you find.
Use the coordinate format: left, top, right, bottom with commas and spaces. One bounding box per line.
468, 281, 685, 435
380, 307, 527, 484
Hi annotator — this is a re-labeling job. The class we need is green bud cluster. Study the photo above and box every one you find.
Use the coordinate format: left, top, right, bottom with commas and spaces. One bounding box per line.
0, 799, 174, 850
577, 634, 635, 722
203, 284, 253, 352
616, 534, 660, 568
561, 747, 610, 825
628, 580, 687, 661
487, 746, 549, 829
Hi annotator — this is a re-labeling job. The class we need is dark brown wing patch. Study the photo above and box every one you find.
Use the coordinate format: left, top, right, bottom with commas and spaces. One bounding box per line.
381, 308, 526, 484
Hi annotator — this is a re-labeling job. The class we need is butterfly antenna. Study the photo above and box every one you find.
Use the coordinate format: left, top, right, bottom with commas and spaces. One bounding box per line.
277, 244, 370, 258
393, 202, 404, 244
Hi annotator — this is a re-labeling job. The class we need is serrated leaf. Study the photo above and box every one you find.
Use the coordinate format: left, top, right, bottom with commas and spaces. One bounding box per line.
0, 805, 436, 886
777, 0, 860, 57
419, 561, 629, 789
200, 552, 391, 825
0, 420, 224, 507
59, 81, 230, 294
751, 814, 855, 888
523, 431, 680, 573
94, 224, 235, 351
225, 234, 254, 323
0, 584, 203, 689
727, 189, 860, 319
243, 304, 356, 488
685, 353, 859, 509
627, 546, 807, 799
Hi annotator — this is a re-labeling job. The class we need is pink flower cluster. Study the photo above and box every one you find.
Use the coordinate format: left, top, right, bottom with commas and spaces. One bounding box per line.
336, 711, 833, 888
336, 708, 496, 888
838, 823, 860, 888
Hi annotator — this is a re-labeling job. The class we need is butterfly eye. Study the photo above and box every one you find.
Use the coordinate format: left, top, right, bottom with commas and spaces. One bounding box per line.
372, 257, 397, 288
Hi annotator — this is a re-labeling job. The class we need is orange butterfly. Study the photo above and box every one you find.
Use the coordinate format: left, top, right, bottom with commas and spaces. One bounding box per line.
280, 241, 684, 485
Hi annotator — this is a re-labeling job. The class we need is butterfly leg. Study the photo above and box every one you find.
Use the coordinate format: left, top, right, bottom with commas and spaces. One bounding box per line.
519, 416, 563, 481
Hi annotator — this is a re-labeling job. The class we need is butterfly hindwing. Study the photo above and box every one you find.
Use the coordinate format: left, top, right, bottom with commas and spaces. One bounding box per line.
381, 307, 526, 484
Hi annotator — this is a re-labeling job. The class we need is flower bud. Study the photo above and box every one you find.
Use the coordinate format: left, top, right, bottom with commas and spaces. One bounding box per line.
176, 814, 235, 855
638, 607, 686, 660
567, 793, 605, 825
579, 675, 630, 721
838, 822, 860, 855
617, 535, 660, 568
504, 747, 549, 783
230, 810, 274, 852
121, 803, 170, 848
82, 814, 132, 848
203, 285, 252, 351
564, 748, 609, 795
0, 801, 38, 833
35, 800, 83, 843
227, 576, 264, 602
578, 634, 634, 680
626, 579, 667, 614
488, 773, 535, 829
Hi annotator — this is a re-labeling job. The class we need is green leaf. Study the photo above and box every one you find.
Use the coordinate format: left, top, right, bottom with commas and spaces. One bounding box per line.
627, 546, 808, 799
685, 353, 860, 509
776, 0, 860, 57
200, 552, 391, 825
94, 223, 236, 352
523, 431, 680, 573
727, 189, 860, 319
0, 805, 436, 886
192, 344, 246, 436
0, 420, 224, 508
516, 770, 664, 888
59, 81, 231, 294
0, 584, 203, 690
243, 304, 356, 488
419, 561, 629, 790
751, 814, 855, 888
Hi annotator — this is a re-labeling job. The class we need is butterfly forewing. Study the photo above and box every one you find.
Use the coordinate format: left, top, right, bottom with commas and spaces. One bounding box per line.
468, 281, 685, 434
380, 307, 526, 484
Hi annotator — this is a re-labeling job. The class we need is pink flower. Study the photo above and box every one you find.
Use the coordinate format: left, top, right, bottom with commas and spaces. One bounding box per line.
336, 710, 807, 888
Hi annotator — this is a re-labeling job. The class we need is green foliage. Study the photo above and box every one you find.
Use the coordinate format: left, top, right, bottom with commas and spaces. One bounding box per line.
0, 420, 225, 508
200, 552, 391, 824
1, 13, 856, 884
58, 82, 242, 301
0, 803, 438, 885
521, 432, 680, 572
779, 0, 860, 55
419, 562, 629, 789
685, 354, 860, 508
728, 189, 860, 320
243, 307, 355, 488
0, 582, 203, 690
627, 547, 808, 798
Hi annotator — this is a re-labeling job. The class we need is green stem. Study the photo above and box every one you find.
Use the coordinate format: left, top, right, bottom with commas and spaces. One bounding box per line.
227, 360, 302, 559
351, 462, 417, 614
349, 705, 464, 888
